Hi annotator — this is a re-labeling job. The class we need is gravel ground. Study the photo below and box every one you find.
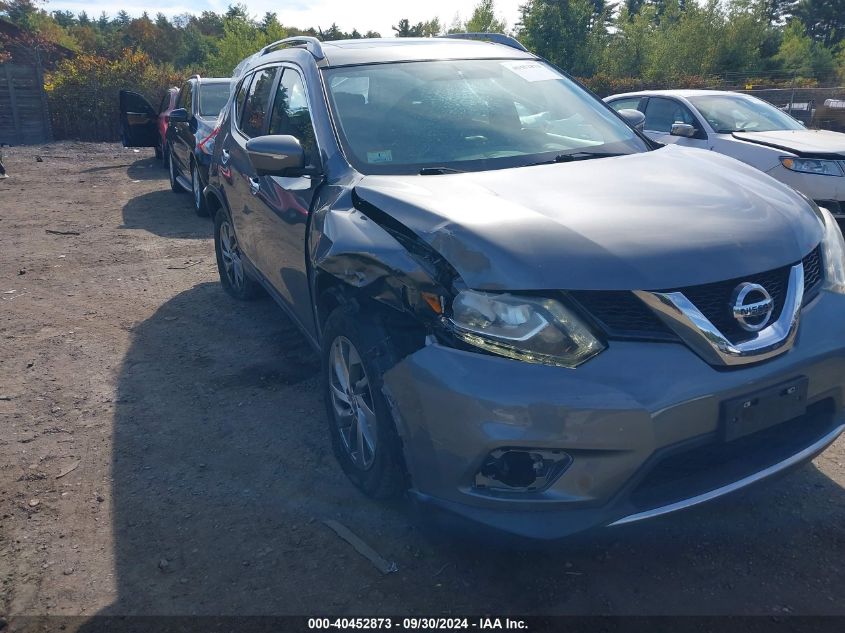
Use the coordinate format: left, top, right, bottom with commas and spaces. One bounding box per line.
1, 142, 844, 626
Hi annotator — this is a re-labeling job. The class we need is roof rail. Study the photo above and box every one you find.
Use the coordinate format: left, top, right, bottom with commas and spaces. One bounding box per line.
260, 36, 325, 60
440, 32, 528, 53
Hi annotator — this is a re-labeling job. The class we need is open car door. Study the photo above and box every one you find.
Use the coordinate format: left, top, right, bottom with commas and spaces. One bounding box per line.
119, 90, 158, 147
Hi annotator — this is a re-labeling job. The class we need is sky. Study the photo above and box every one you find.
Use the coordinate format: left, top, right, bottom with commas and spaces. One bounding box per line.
43, 0, 524, 39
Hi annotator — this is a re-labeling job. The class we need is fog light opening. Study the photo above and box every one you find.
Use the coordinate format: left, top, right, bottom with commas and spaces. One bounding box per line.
475, 448, 572, 493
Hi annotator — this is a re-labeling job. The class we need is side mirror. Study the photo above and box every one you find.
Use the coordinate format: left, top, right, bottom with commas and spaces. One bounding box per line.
618, 108, 645, 132
169, 108, 189, 124
246, 135, 305, 176
670, 122, 696, 138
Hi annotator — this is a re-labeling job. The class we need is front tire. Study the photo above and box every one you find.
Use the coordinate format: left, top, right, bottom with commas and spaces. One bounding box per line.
192, 160, 209, 217
322, 301, 408, 499
214, 209, 262, 300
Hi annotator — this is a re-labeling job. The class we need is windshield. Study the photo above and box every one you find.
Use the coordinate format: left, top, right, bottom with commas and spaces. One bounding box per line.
323, 59, 648, 175
687, 94, 804, 133
199, 83, 230, 118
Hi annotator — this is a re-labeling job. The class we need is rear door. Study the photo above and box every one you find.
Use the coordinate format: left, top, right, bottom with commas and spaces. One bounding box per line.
119, 90, 158, 147
224, 66, 280, 265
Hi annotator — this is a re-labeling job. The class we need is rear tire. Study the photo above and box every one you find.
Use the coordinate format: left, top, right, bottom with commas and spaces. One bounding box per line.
214, 209, 262, 301
167, 146, 185, 193
322, 300, 408, 499
192, 160, 209, 217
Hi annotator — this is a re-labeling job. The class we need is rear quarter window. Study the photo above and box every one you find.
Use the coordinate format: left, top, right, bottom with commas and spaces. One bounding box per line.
234, 75, 252, 131
609, 97, 642, 112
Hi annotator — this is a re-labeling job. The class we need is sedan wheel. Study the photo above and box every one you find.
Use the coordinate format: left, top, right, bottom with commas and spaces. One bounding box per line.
191, 162, 208, 216
329, 336, 378, 470
219, 219, 245, 291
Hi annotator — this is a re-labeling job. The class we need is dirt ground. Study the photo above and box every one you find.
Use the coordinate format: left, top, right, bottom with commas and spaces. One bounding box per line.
1, 142, 845, 624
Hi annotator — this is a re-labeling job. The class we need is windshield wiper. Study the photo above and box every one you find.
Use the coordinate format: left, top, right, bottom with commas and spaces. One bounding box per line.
524, 151, 625, 167
419, 167, 466, 175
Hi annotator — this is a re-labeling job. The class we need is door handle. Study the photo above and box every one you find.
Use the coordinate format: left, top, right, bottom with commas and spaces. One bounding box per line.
249, 177, 260, 195
221, 149, 230, 165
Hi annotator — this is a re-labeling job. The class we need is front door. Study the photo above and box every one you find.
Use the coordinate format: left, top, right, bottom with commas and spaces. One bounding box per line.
643, 97, 709, 149
251, 66, 322, 337
171, 82, 195, 174
119, 90, 158, 147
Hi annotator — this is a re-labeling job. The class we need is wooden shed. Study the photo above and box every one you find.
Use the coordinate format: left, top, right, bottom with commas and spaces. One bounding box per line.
0, 18, 69, 145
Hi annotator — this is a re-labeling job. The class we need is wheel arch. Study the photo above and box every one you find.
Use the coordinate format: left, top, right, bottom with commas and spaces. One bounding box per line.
204, 186, 227, 219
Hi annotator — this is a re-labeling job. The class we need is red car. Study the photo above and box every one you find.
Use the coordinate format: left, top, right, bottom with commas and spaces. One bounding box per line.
155, 87, 180, 162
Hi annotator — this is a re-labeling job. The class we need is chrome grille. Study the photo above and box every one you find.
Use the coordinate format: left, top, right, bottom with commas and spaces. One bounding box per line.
573, 246, 822, 344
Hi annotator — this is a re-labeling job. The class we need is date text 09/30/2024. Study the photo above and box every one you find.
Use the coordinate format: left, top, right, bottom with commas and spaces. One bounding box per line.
307, 618, 529, 630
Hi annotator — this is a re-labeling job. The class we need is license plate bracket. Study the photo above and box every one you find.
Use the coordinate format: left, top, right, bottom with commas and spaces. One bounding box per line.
721, 377, 808, 442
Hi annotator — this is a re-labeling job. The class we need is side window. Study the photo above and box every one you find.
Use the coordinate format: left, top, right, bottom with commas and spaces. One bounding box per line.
644, 97, 696, 133
609, 97, 642, 112
179, 83, 193, 112
269, 69, 318, 165
239, 67, 278, 138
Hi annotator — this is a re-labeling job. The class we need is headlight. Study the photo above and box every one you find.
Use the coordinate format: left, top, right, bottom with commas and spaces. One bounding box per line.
820, 206, 845, 294
448, 290, 605, 368
780, 157, 844, 177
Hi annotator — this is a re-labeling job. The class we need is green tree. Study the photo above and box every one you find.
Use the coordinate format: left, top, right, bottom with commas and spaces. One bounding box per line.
320, 23, 347, 40
603, 4, 654, 77
775, 18, 835, 78
206, 9, 265, 75
794, 0, 845, 48
392, 18, 425, 37
420, 18, 442, 36
519, 0, 609, 75
464, 0, 507, 32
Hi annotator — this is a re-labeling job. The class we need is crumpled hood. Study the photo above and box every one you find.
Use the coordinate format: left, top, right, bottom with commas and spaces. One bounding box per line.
732, 129, 845, 156
354, 146, 824, 291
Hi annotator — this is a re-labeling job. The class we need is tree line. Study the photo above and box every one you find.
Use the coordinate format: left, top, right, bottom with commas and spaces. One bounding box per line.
0, 0, 843, 140
1, 0, 840, 82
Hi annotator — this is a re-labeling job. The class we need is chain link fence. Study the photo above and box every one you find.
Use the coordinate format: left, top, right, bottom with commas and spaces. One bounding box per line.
737, 87, 845, 131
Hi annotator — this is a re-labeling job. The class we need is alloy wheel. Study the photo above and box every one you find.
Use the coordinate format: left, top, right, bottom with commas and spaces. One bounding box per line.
219, 220, 244, 290
329, 336, 378, 470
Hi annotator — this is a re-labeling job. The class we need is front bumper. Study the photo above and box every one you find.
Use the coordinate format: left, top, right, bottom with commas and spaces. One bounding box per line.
765, 164, 845, 222
382, 290, 845, 539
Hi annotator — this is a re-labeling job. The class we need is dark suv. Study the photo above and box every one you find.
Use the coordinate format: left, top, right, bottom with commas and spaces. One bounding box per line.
120, 75, 230, 216
164, 75, 230, 216
204, 36, 845, 539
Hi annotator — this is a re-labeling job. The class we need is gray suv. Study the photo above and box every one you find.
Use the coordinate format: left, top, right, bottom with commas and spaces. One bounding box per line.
204, 35, 845, 539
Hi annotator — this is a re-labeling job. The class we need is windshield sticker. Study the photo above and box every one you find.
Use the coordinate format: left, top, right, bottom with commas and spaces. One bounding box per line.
501, 60, 560, 82
367, 150, 393, 163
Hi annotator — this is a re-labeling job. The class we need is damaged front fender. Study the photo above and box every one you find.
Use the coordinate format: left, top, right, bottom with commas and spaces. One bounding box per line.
310, 192, 457, 319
